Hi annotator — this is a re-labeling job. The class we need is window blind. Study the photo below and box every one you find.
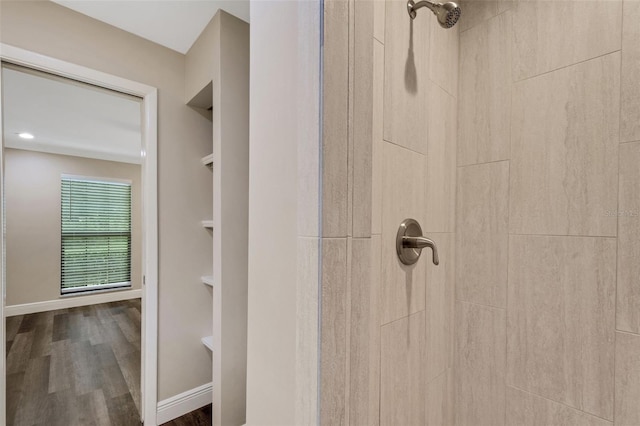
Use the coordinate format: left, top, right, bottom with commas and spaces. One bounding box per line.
61, 177, 132, 293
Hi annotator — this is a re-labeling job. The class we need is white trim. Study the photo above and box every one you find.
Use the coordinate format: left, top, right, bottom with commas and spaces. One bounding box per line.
61, 283, 132, 295
61, 174, 133, 185
0, 44, 155, 98
0, 44, 6, 424
5, 289, 142, 316
141, 87, 159, 426
1, 43, 159, 426
156, 382, 213, 425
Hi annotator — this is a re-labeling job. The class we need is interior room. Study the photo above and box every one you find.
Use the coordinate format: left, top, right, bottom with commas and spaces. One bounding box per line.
1, 0, 639, 425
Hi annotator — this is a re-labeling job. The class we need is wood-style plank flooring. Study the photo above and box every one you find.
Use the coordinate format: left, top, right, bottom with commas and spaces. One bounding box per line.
161, 404, 212, 426
6, 299, 142, 426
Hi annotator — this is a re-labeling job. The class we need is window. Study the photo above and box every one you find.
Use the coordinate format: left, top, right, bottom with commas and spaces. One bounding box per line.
61, 176, 132, 294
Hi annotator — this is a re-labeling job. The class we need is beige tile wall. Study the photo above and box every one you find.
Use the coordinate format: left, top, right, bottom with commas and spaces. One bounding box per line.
456, 0, 640, 424
322, 0, 640, 423
320, 0, 458, 422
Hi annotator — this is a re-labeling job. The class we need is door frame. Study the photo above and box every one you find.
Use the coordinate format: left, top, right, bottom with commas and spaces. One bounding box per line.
0, 43, 159, 425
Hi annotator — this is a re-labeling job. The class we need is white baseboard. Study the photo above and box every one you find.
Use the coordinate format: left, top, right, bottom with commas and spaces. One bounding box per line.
156, 382, 213, 425
4, 289, 142, 316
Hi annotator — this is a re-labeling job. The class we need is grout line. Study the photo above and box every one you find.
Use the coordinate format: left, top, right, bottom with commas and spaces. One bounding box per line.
457, 158, 510, 168
504, 159, 511, 426
613, 40, 623, 418
346, 0, 355, 242
509, 233, 617, 239
506, 384, 615, 424
616, 329, 640, 338
345, 2, 355, 421
429, 75, 457, 100
458, 4, 510, 36
425, 367, 449, 387
379, 309, 427, 328
321, 237, 349, 242
381, 138, 426, 157
513, 49, 622, 84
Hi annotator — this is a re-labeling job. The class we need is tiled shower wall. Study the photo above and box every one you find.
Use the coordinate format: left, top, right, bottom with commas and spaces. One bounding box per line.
455, 1, 640, 425
320, 0, 640, 424
320, 0, 458, 423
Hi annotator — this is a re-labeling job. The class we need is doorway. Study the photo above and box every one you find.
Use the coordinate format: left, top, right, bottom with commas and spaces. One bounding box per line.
0, 44, 159, 425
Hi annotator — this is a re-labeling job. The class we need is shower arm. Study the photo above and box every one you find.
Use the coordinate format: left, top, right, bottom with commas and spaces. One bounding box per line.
407, 0, 439, 19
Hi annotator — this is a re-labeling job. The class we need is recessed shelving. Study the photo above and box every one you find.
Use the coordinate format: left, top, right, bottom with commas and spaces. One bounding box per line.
200, 154, 213, 167
201, 220, 213, 229
201, 336, 213, 351
201, 275, 214, 287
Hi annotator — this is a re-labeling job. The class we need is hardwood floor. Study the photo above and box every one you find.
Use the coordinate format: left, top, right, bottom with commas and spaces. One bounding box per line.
6, 299, 142, 426
160, 404, 212, 426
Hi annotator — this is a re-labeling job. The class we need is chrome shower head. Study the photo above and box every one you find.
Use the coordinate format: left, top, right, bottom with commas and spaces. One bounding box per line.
407, 0, 462, 29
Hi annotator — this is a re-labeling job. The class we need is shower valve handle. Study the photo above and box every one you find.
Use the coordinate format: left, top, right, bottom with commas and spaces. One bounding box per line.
402, 236, 439, 265
396, 218, 440, 266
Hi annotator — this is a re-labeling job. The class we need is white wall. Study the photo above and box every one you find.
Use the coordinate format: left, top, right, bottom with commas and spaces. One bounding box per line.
247, 1, 321, 424
4, 148, 142, 306
0, 0, 213, 402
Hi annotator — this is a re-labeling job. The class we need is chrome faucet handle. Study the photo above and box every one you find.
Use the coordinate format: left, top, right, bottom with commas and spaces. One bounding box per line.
396, 219, 440, 266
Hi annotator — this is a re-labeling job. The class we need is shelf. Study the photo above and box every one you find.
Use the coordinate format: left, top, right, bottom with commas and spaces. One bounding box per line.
201, 336, 213, 351
201, 220, 214, 229
201, 275, 214, 287
200, 153, 213, 167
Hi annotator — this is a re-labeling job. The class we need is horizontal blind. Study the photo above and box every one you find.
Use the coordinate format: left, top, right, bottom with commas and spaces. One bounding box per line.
61, 178, 132, 292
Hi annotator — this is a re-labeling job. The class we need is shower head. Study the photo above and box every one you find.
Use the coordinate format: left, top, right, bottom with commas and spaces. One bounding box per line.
407, 0, 462, 29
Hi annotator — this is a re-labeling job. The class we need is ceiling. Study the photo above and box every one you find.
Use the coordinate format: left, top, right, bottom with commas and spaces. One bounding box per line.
2, 65, 143, 164
52, 0, 250, 54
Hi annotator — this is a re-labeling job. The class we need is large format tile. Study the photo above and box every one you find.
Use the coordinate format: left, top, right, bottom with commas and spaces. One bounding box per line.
320, 238, 348, 425
429, 21, 458, 97
380, 311, 426, 426
383, 0, 430, 154
425, 233, 454, 382
381, 142, 427, 324
455, 301, 506, 426
353, 0, 374, 238
458, 12, 511, 166
507, 235, 616, 420
374, 0, 385, 43
426, 83, 456, 233
615, 332, 640, 426
512, 0, 622, 81
618, 142, 640, 334
458, 0, 498, 33
368, 235, 382, 426
426, 369, 453, 426
372, 40, 384, 235
621, 0, 640, 143
349, 238, 374, 424
510, 53, 620, 237
322, 0, 349, 237
506, 387, 613, 426
456, 161, 509, 308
